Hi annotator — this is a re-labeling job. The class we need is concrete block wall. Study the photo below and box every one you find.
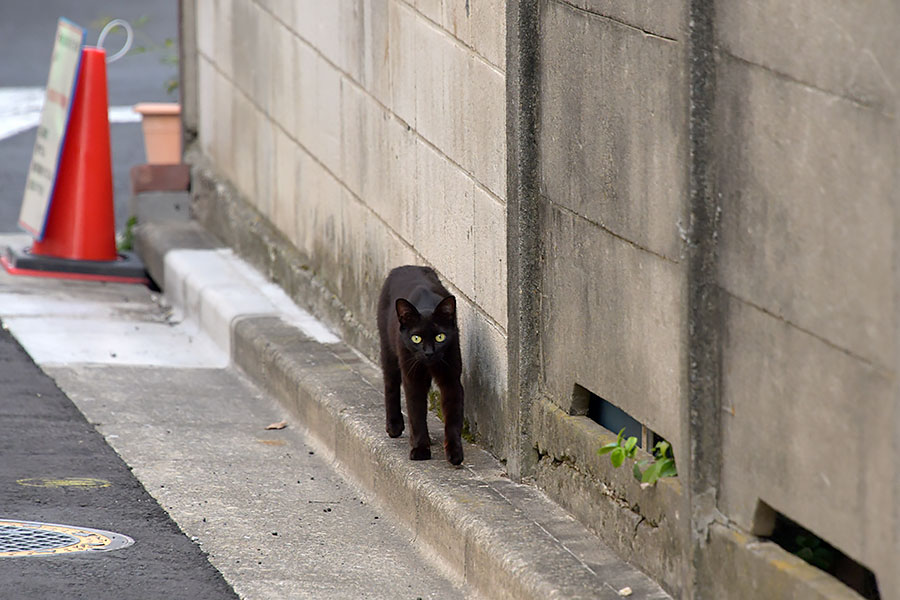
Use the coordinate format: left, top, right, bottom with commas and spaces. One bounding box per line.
193, 0, 510, 456
185, 0, 899, 596
528, 0, 690, 592
537, 0, 689, 449
714, 2, 900, 595
514, 0, 900, 598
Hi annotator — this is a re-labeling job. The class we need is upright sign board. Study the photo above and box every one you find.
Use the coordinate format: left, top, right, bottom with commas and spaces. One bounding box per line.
19, 18, 85, 239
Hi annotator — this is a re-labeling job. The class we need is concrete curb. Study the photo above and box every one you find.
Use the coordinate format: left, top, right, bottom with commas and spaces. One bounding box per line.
136, 222, 672, 600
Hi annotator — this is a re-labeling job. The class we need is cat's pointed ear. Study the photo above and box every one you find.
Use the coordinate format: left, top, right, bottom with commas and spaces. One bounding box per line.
434, 295, 456, 323
396, 298, 420, 326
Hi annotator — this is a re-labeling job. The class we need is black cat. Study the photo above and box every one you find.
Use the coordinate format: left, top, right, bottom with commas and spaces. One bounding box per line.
377, 266, 464, 465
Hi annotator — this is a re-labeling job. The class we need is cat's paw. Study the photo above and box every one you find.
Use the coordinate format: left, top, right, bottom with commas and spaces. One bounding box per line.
409, 446, 432, 461
386, 419, 405, 438
445, 443, 463, 466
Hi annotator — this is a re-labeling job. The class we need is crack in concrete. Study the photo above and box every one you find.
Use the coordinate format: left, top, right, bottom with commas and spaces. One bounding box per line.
536, 449, 661, 529
549, 0, 678, 43
719, 50, 894, 117
721, 286, 893, 378
542, 195, 683, 266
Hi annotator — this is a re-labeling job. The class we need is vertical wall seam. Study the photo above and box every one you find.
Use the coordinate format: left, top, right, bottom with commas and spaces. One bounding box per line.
686, 0, 722, 597
506, 0, 542, 480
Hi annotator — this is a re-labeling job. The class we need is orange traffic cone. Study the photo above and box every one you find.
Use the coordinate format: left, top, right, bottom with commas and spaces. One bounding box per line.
32, 47, 116, 262
2, 46, 146, 284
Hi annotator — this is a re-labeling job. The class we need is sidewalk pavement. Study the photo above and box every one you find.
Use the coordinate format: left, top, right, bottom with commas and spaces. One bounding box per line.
132, 220, 672, 600
0, 232, 469, 600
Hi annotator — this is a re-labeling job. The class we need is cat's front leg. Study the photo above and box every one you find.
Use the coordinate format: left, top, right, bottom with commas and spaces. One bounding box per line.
381, 352, 404, 438
436, 376, 464, 466
403, 369, 432, 460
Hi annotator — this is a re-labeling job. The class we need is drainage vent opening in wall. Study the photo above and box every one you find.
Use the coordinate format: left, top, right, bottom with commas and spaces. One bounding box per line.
0, 519, 134, 557
756, 503, 880, 600
573, 384, 668, 450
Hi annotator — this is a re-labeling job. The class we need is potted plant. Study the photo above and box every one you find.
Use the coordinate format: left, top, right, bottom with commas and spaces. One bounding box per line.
132, 102, 181, 164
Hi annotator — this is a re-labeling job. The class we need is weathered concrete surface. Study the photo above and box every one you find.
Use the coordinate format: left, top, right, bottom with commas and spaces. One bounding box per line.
232, 315, 670, 600
532, 398, 685, 596
706, 524, 868, 600
130, 191, 192, 225
557, 0, 684, 41
532, 2, 692, 593
539, 201, 687, 449
712, 3, 900, 595
715, 55, 895, 369
716, 0, 899, 112
529, 0, 900, 597
134, 221, 221, 290
539, 0, 688, 261
505, 0, 543, 481
186, 1, 900, 598
719, 295, 895, 594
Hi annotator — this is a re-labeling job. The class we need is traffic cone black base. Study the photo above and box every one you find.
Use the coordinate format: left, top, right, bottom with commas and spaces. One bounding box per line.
1, 246, 148, 285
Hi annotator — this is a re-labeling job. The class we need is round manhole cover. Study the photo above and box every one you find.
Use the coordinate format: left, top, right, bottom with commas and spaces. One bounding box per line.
0, 520, 134, 557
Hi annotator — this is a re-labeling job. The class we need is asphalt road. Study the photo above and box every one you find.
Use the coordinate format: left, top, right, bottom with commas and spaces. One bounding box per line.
0, 0, 179, 233
0, 325, 238, 599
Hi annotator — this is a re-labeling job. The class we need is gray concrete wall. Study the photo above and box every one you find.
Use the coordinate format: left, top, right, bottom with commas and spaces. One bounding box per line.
515, 0, 900, 598
713, 2, 900, 595
526, 0, 691, 593
191, 0, 510, 457
183, 0, 899, 597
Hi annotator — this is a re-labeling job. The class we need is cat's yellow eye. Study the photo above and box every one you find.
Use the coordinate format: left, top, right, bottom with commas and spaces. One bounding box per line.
411, 335, 422, 344
435, 333, 446, 343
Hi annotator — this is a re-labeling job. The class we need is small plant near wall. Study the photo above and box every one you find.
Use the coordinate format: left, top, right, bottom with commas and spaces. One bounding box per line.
792, 533, 836, 571
116, 216, 138, 252
598, 428, 677, 486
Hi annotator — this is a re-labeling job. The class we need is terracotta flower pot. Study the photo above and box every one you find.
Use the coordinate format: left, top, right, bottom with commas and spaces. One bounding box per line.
133, 102, 182, 164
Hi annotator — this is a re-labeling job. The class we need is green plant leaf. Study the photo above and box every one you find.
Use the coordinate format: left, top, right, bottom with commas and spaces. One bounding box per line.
610, 447, 625, 468
116, 216, 138, 251
796, 547, 814, 562
653, 441, 670, 459
624, 436, 637, 453
616, 428, 626, 445
633, 460, 646, 481
812, 548, 835, 570
657, 458, 678, 479
641, 460, 663, 484
598, 442, 618, 455
795, 534, 817, 549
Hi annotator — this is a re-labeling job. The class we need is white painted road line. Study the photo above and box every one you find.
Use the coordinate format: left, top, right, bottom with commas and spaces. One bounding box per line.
0, 234, 338, 371
0, 86, 141, 141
